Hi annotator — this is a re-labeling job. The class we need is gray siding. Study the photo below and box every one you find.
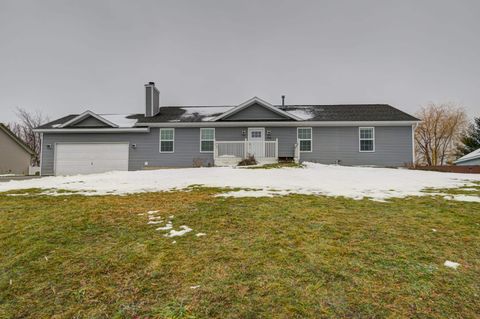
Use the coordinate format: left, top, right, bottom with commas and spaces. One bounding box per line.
223, 103, 287, 121
300, 126, 413, 166
41, 128, 215, 175
72, 117, 110, 127
41, 125, 414, 175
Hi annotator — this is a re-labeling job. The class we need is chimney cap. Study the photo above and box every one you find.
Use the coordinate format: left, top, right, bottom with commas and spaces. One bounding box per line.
146, 81, 155, 86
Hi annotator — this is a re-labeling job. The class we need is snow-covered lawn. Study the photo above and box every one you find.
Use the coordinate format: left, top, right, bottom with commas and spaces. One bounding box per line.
0, 163, 479, 201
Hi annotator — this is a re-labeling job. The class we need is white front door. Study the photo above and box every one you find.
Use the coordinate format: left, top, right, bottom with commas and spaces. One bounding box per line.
55, 143, 129, 176
247, 127, 265, 158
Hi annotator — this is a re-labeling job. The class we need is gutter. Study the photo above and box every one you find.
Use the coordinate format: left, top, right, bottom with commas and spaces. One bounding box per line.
33, 128, 150, 133
136, 120, 421, 128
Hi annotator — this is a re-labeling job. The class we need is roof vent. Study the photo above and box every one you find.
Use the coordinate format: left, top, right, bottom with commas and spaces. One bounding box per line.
281, 95, 285, 107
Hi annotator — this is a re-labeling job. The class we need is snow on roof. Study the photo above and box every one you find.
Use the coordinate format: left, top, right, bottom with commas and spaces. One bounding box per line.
178, 107, 234, 122
455, 148, 480, 163
99, 114, 138, 127
284, 108, 316, 120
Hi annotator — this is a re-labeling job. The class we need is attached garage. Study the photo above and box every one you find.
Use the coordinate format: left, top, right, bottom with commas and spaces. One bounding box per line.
54, 143, 129, 176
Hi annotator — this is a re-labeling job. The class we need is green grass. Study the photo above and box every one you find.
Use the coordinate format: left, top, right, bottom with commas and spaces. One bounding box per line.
0, 188, 479, 318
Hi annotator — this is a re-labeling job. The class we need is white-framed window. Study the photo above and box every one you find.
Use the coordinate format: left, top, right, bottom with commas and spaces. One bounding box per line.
200, 128, 215, 153
297, 127, 312, 152
159, 128, 174, 153
359, 127, 375, 152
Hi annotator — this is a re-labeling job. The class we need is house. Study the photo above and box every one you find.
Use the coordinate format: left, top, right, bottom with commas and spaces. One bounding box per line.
0, 123, 35, 175
35, 82, 420, 176
454, 149, 480, 166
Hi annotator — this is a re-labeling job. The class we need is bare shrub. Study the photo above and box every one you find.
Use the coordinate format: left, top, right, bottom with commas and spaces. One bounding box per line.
238, 155, 257, 166
415, 103, 468, 166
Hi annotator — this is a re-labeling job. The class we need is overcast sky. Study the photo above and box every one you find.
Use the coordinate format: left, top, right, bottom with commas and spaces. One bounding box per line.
0, 0, 479, 123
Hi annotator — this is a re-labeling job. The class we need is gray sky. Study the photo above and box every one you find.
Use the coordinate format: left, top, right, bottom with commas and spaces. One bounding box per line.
1, 0, 479, 123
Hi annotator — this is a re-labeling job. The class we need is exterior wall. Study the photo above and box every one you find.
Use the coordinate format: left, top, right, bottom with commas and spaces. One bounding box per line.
41, 128, 215, 175
40, 125, 414, 174
456, 158, 480, 166
300, 126, 413, 166
0, 129, 31, 175
223, 103, 287, 121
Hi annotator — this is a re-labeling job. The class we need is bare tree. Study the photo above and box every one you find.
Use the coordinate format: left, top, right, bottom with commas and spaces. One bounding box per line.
8, 107, 49, 166
415, 103, 468, 166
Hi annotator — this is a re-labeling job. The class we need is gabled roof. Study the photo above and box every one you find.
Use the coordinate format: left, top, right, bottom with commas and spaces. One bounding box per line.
59, 110, 119, 128
36, 100, 420, 129
0, 123, 35, 155
454, 148, 480, 164
211, 97, 301, 121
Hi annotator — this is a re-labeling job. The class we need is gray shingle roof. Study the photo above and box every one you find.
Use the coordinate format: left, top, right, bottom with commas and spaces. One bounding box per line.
37, 104, 419, 129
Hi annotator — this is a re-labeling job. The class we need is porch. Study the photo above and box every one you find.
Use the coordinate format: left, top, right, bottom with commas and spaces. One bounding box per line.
213, 140, 300, 166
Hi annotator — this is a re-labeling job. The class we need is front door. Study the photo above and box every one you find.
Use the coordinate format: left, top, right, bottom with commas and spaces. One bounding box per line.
247, 127, 265, 158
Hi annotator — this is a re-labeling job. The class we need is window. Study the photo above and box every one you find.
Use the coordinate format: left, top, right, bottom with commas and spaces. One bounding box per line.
297, 127, 312, 152
251, 131, 262, 138
200, 128, 215, 152
359, 127, 375, 152
160, 128, 174, 153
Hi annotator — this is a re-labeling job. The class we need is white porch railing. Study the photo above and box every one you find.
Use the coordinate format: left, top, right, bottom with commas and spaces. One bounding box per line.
214, 139, 278, 166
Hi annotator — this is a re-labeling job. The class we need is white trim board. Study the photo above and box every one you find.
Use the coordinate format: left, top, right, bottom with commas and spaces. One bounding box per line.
138, 120, 420, 128
59, 110, 119, 128
34, 128, 150, 133
358, 127, 375, 153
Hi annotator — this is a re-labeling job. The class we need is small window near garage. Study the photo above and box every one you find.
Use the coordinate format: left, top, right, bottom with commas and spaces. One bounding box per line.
160, 128, 174, 153
359, 127, 375, 152
297, 127, 312, 152
200, 128, 215, 153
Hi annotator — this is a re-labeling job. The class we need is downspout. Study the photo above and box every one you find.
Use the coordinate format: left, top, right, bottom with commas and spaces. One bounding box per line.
39, 133, 43, 176
412, 123, 418, 167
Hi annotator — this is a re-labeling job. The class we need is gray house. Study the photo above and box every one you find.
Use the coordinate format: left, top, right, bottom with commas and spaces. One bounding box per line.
35, 82, 419, 176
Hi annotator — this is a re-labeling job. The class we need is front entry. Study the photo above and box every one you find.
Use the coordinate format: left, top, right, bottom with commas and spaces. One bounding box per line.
247, 127, 265, 158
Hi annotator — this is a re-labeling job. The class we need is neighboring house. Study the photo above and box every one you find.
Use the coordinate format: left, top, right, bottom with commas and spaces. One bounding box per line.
454, 149, 480, 166
0, 123, 34, 175
35, 82, 420, 176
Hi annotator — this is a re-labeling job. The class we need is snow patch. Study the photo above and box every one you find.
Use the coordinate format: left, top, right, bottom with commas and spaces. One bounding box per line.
178, 107, 233, 122
164, 225, 193, 237
156, 222, 173, 231
147, 221, 164, 225
443, 194, 480, 202
285, 108, 316, 120
1, 163, 479, 202
217, 189, 291, 198
196, 233, 206, 237
444, 260, 460, 269
99, 114, 137, 128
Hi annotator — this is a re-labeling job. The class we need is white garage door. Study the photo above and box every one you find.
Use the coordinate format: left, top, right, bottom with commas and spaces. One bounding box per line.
55, 143, 129, 176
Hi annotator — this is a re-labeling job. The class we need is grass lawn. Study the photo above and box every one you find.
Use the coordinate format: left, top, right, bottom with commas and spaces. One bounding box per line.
1, 187, 479, 318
